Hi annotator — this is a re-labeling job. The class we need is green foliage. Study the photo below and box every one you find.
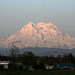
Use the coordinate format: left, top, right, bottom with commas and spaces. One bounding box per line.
22, 51, 36, 69
0, 65, 4, 70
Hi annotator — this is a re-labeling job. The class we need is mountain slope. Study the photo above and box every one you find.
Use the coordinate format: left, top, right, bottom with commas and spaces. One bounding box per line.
0, 22, 75, 49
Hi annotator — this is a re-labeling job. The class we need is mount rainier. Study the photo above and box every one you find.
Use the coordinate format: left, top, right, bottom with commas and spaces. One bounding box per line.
0, 22, 75, 49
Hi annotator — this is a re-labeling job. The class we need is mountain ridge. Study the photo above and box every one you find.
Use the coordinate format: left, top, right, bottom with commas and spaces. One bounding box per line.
0, 22, 75, 49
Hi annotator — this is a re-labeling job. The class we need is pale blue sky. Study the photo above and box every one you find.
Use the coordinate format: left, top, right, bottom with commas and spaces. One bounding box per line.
0, 0, 75, 38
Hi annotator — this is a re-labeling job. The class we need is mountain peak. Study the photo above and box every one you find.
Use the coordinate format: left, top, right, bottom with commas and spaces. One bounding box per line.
36, 22, 57, 28
24, 22, 35, 27
47, 23, 58, 29
0, 22, 75, 49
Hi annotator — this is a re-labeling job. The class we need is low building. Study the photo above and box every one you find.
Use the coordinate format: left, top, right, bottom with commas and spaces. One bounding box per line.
28, 66, 34, 71
45, 66, 54, 70
56, 63, 74, 70
0, 61, 10, 69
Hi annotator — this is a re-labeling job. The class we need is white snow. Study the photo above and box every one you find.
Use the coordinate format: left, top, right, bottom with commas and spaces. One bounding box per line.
0, 22, 75, 49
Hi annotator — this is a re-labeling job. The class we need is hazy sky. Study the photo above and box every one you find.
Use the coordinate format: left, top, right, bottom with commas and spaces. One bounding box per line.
0, 0, 75, 38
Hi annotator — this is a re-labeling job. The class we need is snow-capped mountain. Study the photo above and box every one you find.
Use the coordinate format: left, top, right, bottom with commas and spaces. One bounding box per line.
0, 22, 75, 49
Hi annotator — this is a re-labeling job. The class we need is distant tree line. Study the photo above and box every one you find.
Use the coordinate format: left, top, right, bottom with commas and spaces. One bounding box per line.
0, 46, 75, 70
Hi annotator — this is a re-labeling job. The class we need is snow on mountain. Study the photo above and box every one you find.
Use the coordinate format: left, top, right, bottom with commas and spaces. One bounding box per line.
0, 22, 75, 49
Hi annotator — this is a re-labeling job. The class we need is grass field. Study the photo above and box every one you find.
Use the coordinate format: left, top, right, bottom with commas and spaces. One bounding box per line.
0, 70, 75, 75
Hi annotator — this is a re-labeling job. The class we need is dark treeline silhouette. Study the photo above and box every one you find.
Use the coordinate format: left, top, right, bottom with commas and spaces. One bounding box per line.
0, 52, 75, 70
0, 46, 75, 70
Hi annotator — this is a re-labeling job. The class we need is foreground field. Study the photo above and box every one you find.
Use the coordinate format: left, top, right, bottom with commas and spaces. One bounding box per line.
0, 70, 75, 75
